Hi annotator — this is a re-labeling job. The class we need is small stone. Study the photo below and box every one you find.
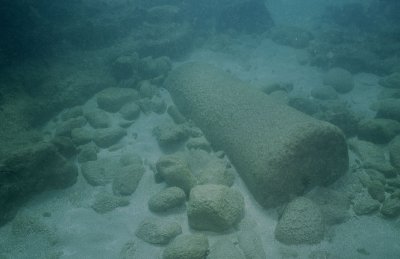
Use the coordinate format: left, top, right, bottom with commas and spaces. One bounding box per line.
55, 117, 87, 137
135, 218, 182, 245
186, 137, 212, 152
153, 123, 188, 148
81, 158, 119, 186
367, 181, 386, 202
148, 187, 186, 213
381, 196, 400, 218
77, 143, 98, 163
71, 128, 93, 145
353, 192, 381, 215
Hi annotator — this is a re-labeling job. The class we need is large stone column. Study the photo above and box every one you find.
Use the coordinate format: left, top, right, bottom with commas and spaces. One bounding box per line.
165, 63, 348, 208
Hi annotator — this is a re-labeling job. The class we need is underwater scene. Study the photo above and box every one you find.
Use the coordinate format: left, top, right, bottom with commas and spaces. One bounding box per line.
0, 0, 400, 258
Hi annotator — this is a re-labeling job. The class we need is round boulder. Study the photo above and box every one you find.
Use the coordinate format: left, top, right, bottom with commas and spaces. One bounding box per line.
187, 184, 244, 232
274, 197, 325, 245
135, 218, 182, 245
148, 187, 186, 213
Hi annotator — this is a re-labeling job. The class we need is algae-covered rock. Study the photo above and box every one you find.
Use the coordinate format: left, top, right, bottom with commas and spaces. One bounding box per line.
91, 191, 129, 214
93, 127, 126, 148
187, 184, 244, 232
148, 187, 186, 213
162, 234, 209, 259
135, 218, 181, 245
156, 155, 196, 194
153, 122, 188, 148
96, 87, 140, 112
112, 163, 145, 196
275, 197, 325, 244
323, 67, 354, 94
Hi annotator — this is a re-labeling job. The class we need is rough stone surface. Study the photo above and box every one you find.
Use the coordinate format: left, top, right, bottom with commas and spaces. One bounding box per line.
353, 192, 381, 215
389, 135, 400, 168
186, 137, 212, 152
81, 158, 119, 186
93, 128, 126, 148
349, 139, 392, 171
77, 143, 98, 163
96, 87, 140, 112
323, 67, 354, 93
237, 229, 267, 259
135, 218, 182, 245
148, 187, 186, 213
112, 163, 145, 196
165, 63, 348, 208
275, 197, 325, 245
358, 118, 400, 144
71, 128, 93, 145
91, 191, 129, 214
153, 122, 188, 148
367, 180, 386, 202
381, 196, 400, 218
187, 184, 244, 232
376, 98, 400, 122
156, 155, 197, 194
162, 234, 209, 259
84, 110, 111, 129
208, 239, 245, 259
119, 102, 141, 121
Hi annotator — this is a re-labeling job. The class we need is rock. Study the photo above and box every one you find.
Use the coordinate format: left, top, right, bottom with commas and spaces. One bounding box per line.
51, 136, 77, 158
84, 110, 111, 129
81, 158, 119, 186
197, 164, 235, 187
379, 72, 400, 89
137, 98, 152, 114
208, 239, 245, 259
111, 54, 140, 81
311, 85, 339, 100
71, 128, 93, 146
156, 155, 197, 194
93, 128, 126, 148
323, 68, 354, 94
389, 135, 400, 168
91, 191, 129, 214
288, 97, 319, 115
139, 80, 159, 98
96, 87, 140, 112
120, 102, 141, 121
135, 218, 182, 245
11, 214, 58, 245
167, 105, 186, 124
357, 118, 400, 144
187, 184, 244, 232
55, 117, 87, 137
376, 98, 400, 122
307, 187, 351, 225
61, 106, 83, 121
271, 26, 313, 48
148, 187, 186, 213
186, 137, 212, 152
274, 197, 325, 245
139, 56, 172, 79
151, 96, 167, 114
367, 180, 386, 202
349, 139, 390, 171
237, 230, 267, 259
162, 234, 209, 259
353, 192, 381, 215
380, 196, 400, 218
153, 122, 188, 148
77, 143, 98, 163
119, 240, 137, 259
119, 152, 142, 167
112, 163, 145, 196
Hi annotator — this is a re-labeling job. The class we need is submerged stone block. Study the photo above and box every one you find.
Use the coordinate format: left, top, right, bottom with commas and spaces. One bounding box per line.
165, 63, 348, 207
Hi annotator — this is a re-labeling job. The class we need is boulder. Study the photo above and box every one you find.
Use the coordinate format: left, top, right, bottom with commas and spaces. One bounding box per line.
323, 68, 354, 94
358, 118, 400, 144
148, 187, 186, 213
120, 102, 141, 121
187, 184, 244, 232
93, 127, 126, 148
81, 158, 119, 186
353, 192, 381, 215
156, 155, 197, 194
71, 128, 93, 146
112, 163, 145, 196
84, 110, 111, 129
165, 63, 348, 208
274, 197, 325, 245
153, 122, 188, 148
91, 191, 129, 214
162, 234, 209, 259
135, 218, 181, 245
96, 87, 140, 112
